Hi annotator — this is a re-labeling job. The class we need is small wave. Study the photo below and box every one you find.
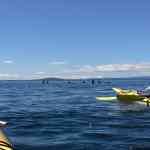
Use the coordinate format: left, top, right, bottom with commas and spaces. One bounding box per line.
82, 131, 116, 139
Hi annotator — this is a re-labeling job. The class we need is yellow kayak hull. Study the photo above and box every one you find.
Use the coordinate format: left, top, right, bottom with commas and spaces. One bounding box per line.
117, 94, 145, 102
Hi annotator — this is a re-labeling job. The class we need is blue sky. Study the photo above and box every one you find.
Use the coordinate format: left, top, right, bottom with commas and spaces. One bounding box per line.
0, 0, 150, 79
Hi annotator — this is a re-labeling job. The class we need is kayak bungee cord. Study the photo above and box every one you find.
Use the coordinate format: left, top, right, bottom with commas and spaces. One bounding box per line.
0, 140, 13, 150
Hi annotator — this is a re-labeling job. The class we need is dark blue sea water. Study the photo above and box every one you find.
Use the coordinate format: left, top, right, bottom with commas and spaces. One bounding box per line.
1, 78, 150, 150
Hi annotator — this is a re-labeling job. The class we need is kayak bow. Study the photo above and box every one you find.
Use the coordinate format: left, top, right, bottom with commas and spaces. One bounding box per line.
96, 96, 117, 101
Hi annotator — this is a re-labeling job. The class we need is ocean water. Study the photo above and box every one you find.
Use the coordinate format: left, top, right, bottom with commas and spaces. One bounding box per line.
1, 78, 150, 150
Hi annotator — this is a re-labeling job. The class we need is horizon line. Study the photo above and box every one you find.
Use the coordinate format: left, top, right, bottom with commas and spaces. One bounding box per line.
0, 75, 150, 81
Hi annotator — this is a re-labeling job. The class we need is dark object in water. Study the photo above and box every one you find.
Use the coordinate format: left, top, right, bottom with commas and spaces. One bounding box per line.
42, 80, 45, 84
91, 79, 95, 85
82, 80, 86, 84
42, 80, 49, 84
98, 80, 101, 84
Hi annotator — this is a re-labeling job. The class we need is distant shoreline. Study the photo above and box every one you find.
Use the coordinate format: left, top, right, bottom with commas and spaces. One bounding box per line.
0, 76, 150, 81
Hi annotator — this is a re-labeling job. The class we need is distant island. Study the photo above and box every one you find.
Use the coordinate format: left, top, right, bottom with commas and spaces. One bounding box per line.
37, 77, 65, 81
37, 77, 103, 81
36, 76, 150, 81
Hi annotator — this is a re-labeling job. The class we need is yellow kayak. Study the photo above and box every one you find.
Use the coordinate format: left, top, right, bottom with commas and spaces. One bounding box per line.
96, 87, 150, 106
0, 121, 13, 150
112, 87, 145, 101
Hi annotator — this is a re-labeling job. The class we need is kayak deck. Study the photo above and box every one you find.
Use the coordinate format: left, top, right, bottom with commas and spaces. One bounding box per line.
0, 130, 13, 150
0, 121, 13, 150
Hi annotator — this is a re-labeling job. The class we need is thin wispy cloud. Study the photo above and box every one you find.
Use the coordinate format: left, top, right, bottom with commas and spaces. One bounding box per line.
95, 63, 150, 72
2, 60, 14, 64
1, 63, 150, 80
49, 61, 67, 65
35, 72, 46, 75
57, 63, 150, 79
0, 74, 19, 79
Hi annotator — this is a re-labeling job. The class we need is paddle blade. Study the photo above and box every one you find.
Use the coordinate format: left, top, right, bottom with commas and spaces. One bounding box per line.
0, 121, 7, 128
